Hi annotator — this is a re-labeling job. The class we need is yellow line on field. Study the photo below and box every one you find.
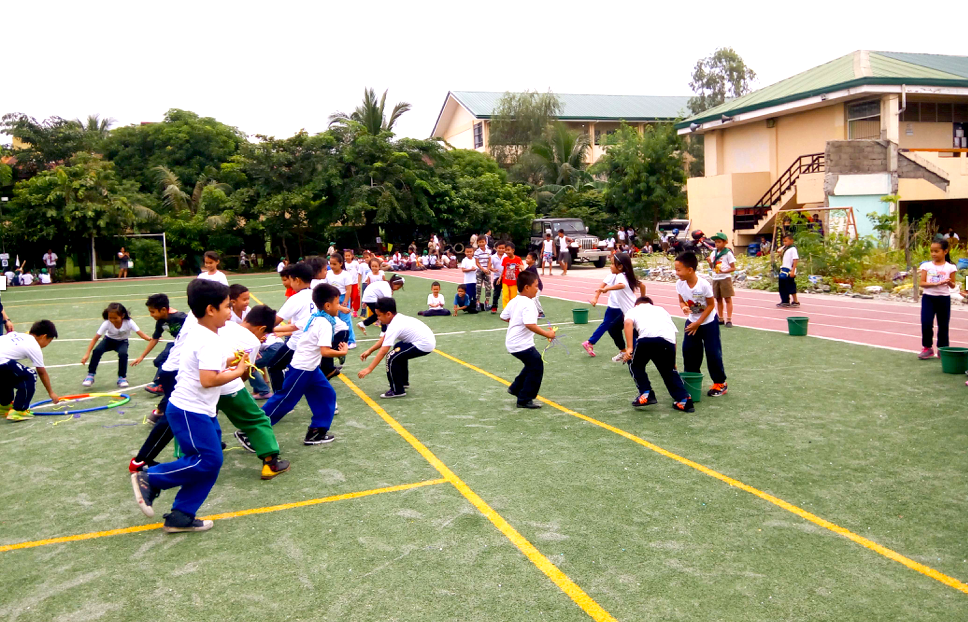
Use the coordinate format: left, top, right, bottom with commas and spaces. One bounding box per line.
337, 374, 617, 622
0, 478, 445, 553
433, 348, 968, 596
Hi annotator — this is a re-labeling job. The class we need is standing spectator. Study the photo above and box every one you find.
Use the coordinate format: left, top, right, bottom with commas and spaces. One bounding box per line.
626, 227, 635, 246
617, 228, 626, 246
239, 249, 249, 272
556, 229, 574, 276
117, 247, 130, 279
276, 258, 288, 273
42, 249, 58, 281
485, 229, 495, 251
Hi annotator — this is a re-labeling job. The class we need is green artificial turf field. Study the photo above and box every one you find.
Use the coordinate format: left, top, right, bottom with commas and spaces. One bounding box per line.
1, 273, 966, 621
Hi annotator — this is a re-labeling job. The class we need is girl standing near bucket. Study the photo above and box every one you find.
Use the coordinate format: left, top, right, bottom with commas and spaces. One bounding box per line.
918, 239, 958, 360
582, 253, 645, 362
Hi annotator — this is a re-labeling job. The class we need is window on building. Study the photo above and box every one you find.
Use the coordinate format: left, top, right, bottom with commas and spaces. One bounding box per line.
847, 100, 881, 140
473, 122, 483, 149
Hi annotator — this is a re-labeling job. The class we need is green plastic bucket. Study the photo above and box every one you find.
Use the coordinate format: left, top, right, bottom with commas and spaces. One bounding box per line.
939, 347, 968, 374
787, 316, 809, 336
680, 372, 704, 403
572, 308, 589, 325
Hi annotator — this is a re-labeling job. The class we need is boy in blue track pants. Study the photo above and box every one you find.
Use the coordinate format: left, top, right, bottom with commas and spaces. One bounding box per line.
131, 279, 249, 534
261, 283, 348, 445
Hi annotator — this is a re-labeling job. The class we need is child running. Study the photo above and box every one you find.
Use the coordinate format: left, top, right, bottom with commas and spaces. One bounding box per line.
343, 250, 361, 317
81, 303, 151, 389
266, 263, 314, 391
501, 242, 524, 309
418, 281, 451, 316
501, 271, 556, 409
675, 252, 728, 397
776, 234, 800, 308
133, 294, 188, 402
460, 246, 479, 310
131, 279, 248, 533
357, 274, 404, 335
0, 320, 60, 421
707, 232, 735, 327
325, 254, 358, 349
260, 283, 345, 445
229, 284, 251, 324
582, 253, 643, 361
198, 251, 229, 286
918, 238, 958, 360
358, 297, 436, 399
622, 297, 694, 412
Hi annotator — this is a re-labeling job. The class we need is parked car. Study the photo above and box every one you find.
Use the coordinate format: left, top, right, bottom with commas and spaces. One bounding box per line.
654, 219, 691, 247
530, 218, 609, 268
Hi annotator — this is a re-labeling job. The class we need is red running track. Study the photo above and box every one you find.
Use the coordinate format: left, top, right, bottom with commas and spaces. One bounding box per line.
404, 268, 968, 353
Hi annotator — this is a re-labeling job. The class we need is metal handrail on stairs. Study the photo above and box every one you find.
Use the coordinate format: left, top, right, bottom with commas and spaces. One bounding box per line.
734, 153, 825, 231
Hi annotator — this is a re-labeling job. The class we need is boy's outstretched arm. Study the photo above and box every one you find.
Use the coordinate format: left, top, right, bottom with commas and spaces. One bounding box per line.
132, 338, 159, 366
35, 367, 59, 404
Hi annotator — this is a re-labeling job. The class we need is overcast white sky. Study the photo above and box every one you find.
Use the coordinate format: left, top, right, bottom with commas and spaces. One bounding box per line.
4, 1, 965, 143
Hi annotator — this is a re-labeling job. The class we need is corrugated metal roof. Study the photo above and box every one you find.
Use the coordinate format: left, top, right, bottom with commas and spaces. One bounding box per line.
679, 51, 968, 128
451, 91, 691, 121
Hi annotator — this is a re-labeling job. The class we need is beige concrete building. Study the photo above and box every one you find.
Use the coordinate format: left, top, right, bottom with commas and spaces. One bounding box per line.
432, 91, 690, 163
679, 51, 968, 245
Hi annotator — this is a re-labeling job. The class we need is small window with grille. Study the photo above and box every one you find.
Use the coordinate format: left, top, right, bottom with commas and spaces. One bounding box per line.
847, 100, 881, 140
473, 122, 483, 148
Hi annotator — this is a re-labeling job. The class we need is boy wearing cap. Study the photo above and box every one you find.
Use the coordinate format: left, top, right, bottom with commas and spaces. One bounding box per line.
707, 232, 736, 327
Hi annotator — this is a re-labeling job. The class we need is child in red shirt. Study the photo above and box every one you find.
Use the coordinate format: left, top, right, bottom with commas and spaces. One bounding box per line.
500, 241, 524, 309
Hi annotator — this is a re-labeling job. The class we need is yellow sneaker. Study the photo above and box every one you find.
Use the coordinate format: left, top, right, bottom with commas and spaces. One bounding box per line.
6, 410, 34, 422
0, 403, 12, 418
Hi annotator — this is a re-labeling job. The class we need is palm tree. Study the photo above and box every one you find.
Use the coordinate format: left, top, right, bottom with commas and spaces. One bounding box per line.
329, 88, 411, 135
530, 122, 600, 203
74, 114, 115, 137
153, 166, 231, 227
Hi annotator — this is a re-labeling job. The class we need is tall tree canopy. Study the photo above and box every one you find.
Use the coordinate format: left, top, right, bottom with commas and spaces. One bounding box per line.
329, 88, 411, 135
0, 113, 92, 174
487, 91, 562, 170
687, 47, 757, 115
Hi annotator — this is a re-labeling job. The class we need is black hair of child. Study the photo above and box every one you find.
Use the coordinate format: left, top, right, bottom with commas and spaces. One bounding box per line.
288, 262, 313, 284
527, 251, 538, 261
375, 296, 397, 314
675, 252, 698, 270
432, 281, 441, 288
102, 302, 131, 321
932, 238, 950, 251
187, 279, 229, 319
517, 270, 539, 290
203, 250, 220, 262
387, 274, 404, 288
614, 252, 639, 290
307, 256, 328, 278
29, 319, 58, 339
246, 304, 277, 330
312, 283, 341, 308
146, 293, 170, 310
330, 253, 346, 268
457, 284, 466, 291
505, 241, 516, 251
228, 284, 249, 300
634, 296, 654, 305
280, 265, 293, 278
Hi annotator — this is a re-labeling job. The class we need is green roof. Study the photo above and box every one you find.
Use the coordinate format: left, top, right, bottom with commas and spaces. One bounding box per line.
677, 51, 968, 129
451, 91, 691, 121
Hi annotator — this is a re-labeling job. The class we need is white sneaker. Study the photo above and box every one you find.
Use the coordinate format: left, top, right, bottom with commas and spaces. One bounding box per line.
117, 377, 129, 388
82, 374, 95, 387
611, 353, 625, 363
356, 321, 366, 335
347, 343, 357, 350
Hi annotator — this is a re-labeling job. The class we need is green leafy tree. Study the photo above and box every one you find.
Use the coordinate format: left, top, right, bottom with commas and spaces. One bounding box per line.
100, 109, 246, 192
593, 123, 687, 235
687, 47, 757, 114
488, 91, 562, 169
0, 113, 91, 174
530, 122, 600, 206
329, 88, 411, 135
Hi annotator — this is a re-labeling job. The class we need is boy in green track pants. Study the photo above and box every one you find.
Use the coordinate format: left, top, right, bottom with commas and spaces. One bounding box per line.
218, 305, 291, 480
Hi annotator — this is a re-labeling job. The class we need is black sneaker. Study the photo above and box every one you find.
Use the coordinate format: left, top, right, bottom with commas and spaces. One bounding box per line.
631, 392, 657, 407
147, 409, 162, 424
261, 455, 291, 480
162, 509, 213, 533
235, 430, 255, 453
791, 302, 801, 308
304, 427, 335, 445
380, 389, 406, 399
507, 386, 518, 396
707, 383, 728, 397
673, 398, 696, 413
131, 471, 160, 518
517, 401, 542, 409
325, 365, 342, 380
776, 303, 791, 308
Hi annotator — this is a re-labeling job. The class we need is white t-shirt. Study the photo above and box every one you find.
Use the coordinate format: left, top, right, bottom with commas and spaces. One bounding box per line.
325, 270, 354, 296
364, 270, 384, 284
427, 293, 446, 309
344, 260, 360, 283
362, 280, 392, 304
43, 253, 57, 267
617, 230, 626, 241
383, 314, 436, 353
278, 288, 316, 351
169, 326, 226, 417
162, 313, 197, 372
676, 278, 716, 325
20, 273, 33, 285
606, 238, 615, 249
710, 250, 736, 281
277, 262, 286, 273
490, 253, 504, 273
39, 273, 51, 284
287, 314, 332, 371
626, 304, 677, 345
920, 261, 958, 297
557, 236, 569, 252
197, 271, 229, 286
460, 257, 478, 284
218, 321, 261, 395
501, 295, 539, 353
392, 253, 403, 265
604, 273, 637, 312
944, 233, 960, 240
780, 246, 799, 271
409, 253, 418, 264
0, 332, 45, 367
230, 307, 249, 325
97, 319, 140, 340
542, 239, 554, 254
359, 262, 372, 282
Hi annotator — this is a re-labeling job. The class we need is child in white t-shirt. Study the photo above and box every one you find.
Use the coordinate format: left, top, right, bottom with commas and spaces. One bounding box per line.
0, 320, 60, 421
460, 246, 479, 305
675, 251, 727, 398
343, 250, 361, 317
418, 281, 451, 317
325, 255, 357, 349
776, 234, 799, 308
707, 233, 736, 327
501, 271, 556, 409
582, 253, 643, 361
198, 251, 229, 286
357, 274, 405, 335
917, 239, 959, 359
621, 296, 693, 412
541, 233, 555, 275
81, 302, 151, 389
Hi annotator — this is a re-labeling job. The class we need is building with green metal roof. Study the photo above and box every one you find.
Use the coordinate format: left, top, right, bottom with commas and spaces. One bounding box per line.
682, 51, 968, 247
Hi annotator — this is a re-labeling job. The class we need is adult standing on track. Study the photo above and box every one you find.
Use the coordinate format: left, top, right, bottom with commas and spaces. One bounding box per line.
556, 229, 574, 276
42, 249, 58, 281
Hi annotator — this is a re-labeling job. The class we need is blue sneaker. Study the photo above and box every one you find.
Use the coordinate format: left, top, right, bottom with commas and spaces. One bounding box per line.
117, 377, 129, 389
82, 374, 95, 387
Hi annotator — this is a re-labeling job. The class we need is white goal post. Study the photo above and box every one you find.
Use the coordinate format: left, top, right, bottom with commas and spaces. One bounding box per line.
91, 233, 168, 281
